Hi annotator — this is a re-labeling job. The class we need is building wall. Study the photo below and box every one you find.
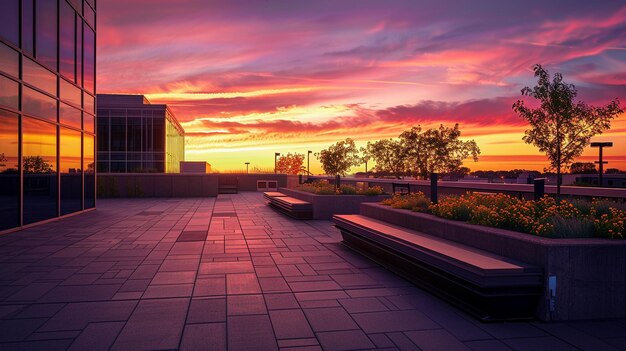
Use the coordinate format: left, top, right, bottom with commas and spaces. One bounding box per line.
165, 109, 184, 173
0, 0, 96, 232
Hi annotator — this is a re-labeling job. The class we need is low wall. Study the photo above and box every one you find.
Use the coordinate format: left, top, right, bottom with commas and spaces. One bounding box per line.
280, 188, 390, 219
360, 202, 626, 321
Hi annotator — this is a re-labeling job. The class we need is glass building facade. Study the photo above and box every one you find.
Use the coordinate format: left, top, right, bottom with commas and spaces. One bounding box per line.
1, 0, 96, 233
97, 94, 185, 174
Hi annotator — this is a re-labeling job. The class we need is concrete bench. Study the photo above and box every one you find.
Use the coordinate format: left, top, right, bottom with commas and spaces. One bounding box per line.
263, 191, 287, 201
333, 214, 543, 321
269, 196, 313, 219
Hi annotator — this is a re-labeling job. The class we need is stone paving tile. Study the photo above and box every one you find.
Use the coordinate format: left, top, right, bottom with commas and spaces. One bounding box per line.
0, 194, 625, 351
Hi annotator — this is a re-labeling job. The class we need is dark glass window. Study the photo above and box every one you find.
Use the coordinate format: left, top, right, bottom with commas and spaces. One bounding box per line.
0, 76, 19, 110
23, 117, 58, 225
110, 117, 126, 151
97, 161, 109, 173
23, 57, 57, 96
36, 0, 58, 70
60, 103, 82, 129
23, 87, 57, 122
60, 0, 76, 81
128, 118, 142, 152
84, 26, 95, 93
22, 0, 35, 55
97, 115, 109, 151
60, 78, 82, 106
60, 128, 82, 215
76, 19, 82, 86
0, 42, 19, 77
153, 119, 164, 151
0, 109, 19, 230
84, 113, 94, 133
84, 134, 95, 209
0, 0, 19, 46
110, 162, 125, 173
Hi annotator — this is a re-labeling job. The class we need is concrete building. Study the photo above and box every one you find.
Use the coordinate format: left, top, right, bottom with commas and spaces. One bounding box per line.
180, 161, 211, 174
1, 0, 96, 232
96, 94, 185, 173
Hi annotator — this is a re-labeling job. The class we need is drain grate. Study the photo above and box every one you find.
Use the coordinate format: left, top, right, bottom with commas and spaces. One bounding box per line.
177, 231, 208, 242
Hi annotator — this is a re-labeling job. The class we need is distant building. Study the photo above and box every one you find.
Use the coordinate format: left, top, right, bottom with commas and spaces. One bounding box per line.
96, 94, 185, 173
180, 161, 211, 174
1, 0, 96, 232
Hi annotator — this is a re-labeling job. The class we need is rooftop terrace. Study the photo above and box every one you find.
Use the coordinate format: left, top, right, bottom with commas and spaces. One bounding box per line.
1, 193, 625, 350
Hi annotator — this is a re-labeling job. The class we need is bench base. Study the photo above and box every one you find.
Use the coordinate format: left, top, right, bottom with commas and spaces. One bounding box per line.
338, 227, 542, 322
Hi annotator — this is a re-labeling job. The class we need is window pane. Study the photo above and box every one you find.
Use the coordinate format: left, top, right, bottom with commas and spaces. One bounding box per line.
111, 117, 126, 151
23, 87, 57, 122
0, 76, 19, 110
60, 102, 82, 129
84, 93, 94, 114
76, 19, 82, 86
23, 57, 57, 96
0, 0, 19, 46
60, 78, 82, 106
22, 0, 35, 54
153, 119, 164, 151
84, 133, 95, 209
23, 117, 58, 224
61, 128, 82, 215
60, 0, 76, 81
84, 26, 95, 93
128, 118, 142, 152
0, 42, 19, 77
97, 115, 109, 151
84, 113, 94, 133
68, 0, 82, 14
36, 0, 58, 70
84, 3, 95, 29
0, 109, 19, 230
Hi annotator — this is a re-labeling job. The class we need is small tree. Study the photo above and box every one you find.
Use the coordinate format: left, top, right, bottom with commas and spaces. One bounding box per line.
513, 64, 622, 197
23, 156, 54, 174
317, 138, 361, 186
400, 124, 480, 179
569, 162, 597, 174
365, 139, 406, 179
275, 153, 305, 175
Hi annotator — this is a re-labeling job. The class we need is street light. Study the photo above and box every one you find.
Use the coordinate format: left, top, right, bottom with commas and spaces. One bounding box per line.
591, 142, 613, 186
245, 162, 250, 174
274, 153, 280, 174
307, 150, 312, 175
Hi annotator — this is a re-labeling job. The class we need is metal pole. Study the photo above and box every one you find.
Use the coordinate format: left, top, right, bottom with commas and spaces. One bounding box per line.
599, 147, 604, 186
534, 178, 545, 200
307, 150, 311, 175
245, 162, 249, 174
430, 173, 438, 204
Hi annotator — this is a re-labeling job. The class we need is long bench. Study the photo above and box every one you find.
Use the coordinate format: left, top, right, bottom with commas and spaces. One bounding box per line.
268, 196, 313, 219
333, 214, 543, 321
263, 191, 287, 201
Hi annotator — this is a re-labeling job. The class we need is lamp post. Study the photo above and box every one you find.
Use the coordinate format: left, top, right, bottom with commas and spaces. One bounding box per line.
307, 150, 312, 175
245, 162, 250, 174
591, 142, 613, 187
274, 153, 280, 174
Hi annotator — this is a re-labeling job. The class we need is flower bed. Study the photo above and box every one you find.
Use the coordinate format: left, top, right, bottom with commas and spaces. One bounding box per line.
381, 192, 625, 239
297, 181, 384, 196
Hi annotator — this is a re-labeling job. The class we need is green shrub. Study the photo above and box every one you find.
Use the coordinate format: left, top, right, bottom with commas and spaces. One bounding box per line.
381, 192, 431, 212
548, 215, 595, 238
360, 186, 384, 196
339, 185, 357, 195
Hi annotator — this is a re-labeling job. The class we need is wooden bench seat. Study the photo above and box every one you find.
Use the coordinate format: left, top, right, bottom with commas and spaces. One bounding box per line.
263, 191, 287, 201
333, 214, 543, 321
268, 196, 313, 219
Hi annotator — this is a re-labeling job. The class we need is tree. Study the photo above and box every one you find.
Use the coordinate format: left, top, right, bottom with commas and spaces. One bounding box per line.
606, 168, 622, 174
448, 166, 471, 179
359, 146, 371, 173
365, 139, 406, 179
0, 153, 6, 169
275, 153, 305, 175
400, 124, 480, 179
23, 156, 54, 174
513, 64, 622, 197
569, 162, 597, 174
316, 138, 361, 177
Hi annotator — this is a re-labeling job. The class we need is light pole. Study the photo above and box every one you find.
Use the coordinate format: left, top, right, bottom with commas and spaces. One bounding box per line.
591, 142, 613, 186
307, 150, 312, 175
245, 162, 250, 174
274, 153, 280, 174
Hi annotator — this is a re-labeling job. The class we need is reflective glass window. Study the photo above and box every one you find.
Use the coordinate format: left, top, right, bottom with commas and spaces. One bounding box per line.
84, 3, 95, 29
86, 0, 96, 11
60, 0, 76, 81
0, 109, 19, 230
0, 42, 19, 77
60, 103, 82, 129
22, 0, 35, 55
84, 27, 95, 93
23, 87, 57, 122
61, 128, 82, 215
36, 0, 58, 70
0, 76, 19, 110
23, 57, 57, 96
68, 0, 82, 14
76, 20, 82, 86
84, 134, 95, 209
23, 117, 58, 224
0, 0, 19, 46
60, 78, 82, 106
84, 93, 94, 114
84, 113, 94, 133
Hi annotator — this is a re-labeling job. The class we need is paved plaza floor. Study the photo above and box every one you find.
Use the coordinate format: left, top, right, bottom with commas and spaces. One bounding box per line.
1, 193, 626, 351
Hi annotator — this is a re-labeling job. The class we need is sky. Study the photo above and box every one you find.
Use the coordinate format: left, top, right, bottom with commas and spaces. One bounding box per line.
97, 0, 626, 174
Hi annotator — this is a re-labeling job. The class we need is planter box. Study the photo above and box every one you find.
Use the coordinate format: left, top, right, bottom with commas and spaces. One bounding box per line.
360, 202, 626, 321
279, 188, 390, 219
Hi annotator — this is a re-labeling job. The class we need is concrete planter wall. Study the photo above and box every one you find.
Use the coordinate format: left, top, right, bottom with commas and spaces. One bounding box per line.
279, 188, 391, 219
360, 202, 626, 321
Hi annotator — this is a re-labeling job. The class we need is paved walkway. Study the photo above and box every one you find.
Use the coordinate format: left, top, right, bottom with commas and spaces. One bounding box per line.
0, 193, 625, 351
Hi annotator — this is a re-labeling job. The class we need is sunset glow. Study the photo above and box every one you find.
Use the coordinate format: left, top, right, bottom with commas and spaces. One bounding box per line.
97, 0, 626, 173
